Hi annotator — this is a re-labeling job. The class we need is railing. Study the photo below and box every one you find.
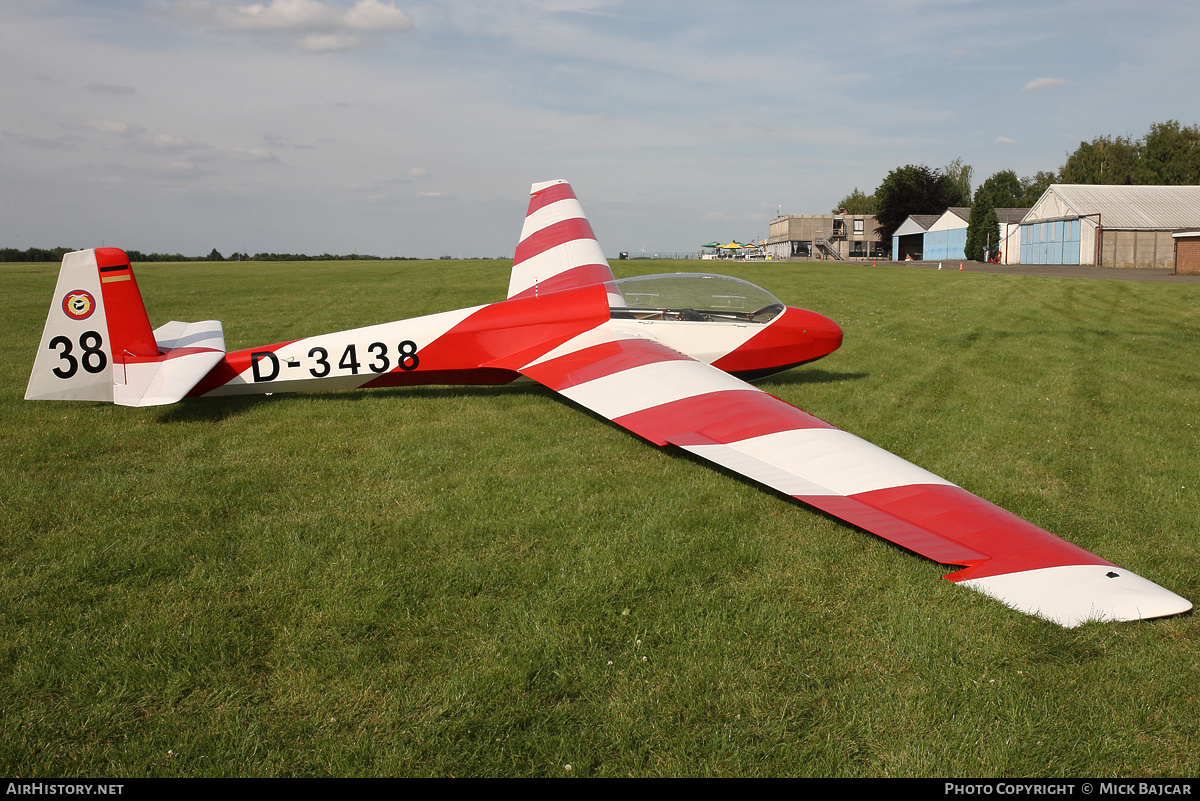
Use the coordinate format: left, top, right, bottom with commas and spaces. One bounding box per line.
814, 227, 845, 260
619, 253, 701, 260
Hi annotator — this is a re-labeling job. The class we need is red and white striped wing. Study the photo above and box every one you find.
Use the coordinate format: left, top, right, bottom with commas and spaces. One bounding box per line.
509, 180, 621, 303
519, 329, 1192, 628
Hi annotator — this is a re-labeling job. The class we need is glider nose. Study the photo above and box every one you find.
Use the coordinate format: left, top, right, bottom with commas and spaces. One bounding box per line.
711, 306, 843, 379
787, 307, 843, 363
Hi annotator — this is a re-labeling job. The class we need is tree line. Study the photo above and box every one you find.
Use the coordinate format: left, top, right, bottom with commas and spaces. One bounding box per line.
831, 119, 1200, 260
0, 247, 420, 263
189, 250, 420, 262
0, 247, 77, 263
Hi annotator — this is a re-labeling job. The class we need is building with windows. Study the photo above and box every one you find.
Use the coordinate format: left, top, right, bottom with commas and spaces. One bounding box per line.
766, 213, 886, 261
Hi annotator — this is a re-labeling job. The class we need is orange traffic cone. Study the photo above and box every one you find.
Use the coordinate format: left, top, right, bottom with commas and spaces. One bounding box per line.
958, 262, 963, 270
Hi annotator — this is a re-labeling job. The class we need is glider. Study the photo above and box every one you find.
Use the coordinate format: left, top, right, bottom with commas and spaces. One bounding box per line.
26, 180, 1192, 628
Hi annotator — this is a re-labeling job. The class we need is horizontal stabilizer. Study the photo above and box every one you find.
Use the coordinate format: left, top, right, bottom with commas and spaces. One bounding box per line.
113, 320, 226, 407
152, 319, 225, 352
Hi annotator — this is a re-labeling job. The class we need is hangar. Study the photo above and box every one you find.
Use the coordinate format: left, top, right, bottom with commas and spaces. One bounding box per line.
891, 214, 940, 260
922, 207, 970, 261
893, 207, 1028, 263
1020, 184, 1200, 267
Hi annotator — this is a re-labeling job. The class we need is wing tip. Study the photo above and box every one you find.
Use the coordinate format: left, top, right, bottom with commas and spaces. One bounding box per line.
959, 564, 1193, 628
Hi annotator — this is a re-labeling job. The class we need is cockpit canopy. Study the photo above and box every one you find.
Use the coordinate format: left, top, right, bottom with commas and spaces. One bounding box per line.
609, 273, 785, 323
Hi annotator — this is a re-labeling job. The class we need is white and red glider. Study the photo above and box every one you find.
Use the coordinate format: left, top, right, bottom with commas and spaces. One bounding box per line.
26, 180, 1192, 628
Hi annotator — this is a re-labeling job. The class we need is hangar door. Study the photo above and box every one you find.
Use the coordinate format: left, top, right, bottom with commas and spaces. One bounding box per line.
1020, 219, 1081, 265
893, 234, 924, 260
924, 228, 967, 261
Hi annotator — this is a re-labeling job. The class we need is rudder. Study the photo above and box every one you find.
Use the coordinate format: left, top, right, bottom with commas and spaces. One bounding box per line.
26, 248, 157, 402
25, 248, 220, 406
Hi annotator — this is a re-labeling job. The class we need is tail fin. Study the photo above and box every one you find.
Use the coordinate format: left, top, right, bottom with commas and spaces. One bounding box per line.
507, 180, 622, 305
26, 248, 226, 406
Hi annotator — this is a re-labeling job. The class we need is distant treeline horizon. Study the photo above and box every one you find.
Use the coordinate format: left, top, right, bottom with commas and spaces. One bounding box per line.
0, 247, 423, 263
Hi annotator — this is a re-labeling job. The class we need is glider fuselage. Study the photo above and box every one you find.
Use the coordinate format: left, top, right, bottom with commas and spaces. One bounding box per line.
188, 279, 844, 399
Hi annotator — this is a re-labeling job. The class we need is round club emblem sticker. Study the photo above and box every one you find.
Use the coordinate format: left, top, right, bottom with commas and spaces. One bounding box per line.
62, 290, 96, 320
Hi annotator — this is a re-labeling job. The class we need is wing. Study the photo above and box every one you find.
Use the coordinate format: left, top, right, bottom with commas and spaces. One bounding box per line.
508, 180, 622, 304
517, 325, 1192, 628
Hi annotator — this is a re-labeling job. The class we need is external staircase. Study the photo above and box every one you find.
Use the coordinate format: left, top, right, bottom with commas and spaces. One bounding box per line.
815, 225, 845, 260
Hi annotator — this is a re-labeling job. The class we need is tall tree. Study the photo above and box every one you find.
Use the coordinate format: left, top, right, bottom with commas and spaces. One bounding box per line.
974, 169, 1053, 209
1059, 135, 1139, 184
943, 158, 974, 204
1018, 171, 1056, 206
978, 170, 1023, 208
964, 184, 999, 261
1134, 120, 1200, 185
873, 164, 968, 241
831, 188, 877, 215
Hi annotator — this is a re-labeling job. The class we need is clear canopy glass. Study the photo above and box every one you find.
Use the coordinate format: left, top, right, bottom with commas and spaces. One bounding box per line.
610, 273, 784, 323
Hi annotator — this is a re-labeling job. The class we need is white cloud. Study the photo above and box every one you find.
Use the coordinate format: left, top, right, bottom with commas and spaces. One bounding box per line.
152, 133, 196, 150
300, 32, 363, 51
211, 0, 344, 31
187, 0, 412, 32
343, 0, 413, 31
995, 136, 1017, 144
86, 119, 144, 136
1023, 77, 1066, 91
160, 0, 413, 49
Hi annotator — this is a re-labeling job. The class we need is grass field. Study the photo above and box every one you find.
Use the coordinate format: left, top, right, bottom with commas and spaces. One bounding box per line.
2, 258, 1198, 777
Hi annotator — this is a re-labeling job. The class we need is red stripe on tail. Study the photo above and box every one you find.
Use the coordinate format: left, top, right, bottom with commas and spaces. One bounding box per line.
525, 182, 578, 217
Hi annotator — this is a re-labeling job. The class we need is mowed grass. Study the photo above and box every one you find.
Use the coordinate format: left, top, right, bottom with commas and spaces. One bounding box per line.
1, 258, 1198, 777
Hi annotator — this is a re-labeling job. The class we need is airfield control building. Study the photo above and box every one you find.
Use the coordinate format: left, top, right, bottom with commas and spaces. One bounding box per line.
766, 213, 886, 261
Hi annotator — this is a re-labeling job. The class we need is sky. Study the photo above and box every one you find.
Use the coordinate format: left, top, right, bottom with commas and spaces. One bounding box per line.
2, 0, 1199, 258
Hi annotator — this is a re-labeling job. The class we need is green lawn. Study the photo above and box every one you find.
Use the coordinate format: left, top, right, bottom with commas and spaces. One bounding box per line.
2, 258, 1197, 777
